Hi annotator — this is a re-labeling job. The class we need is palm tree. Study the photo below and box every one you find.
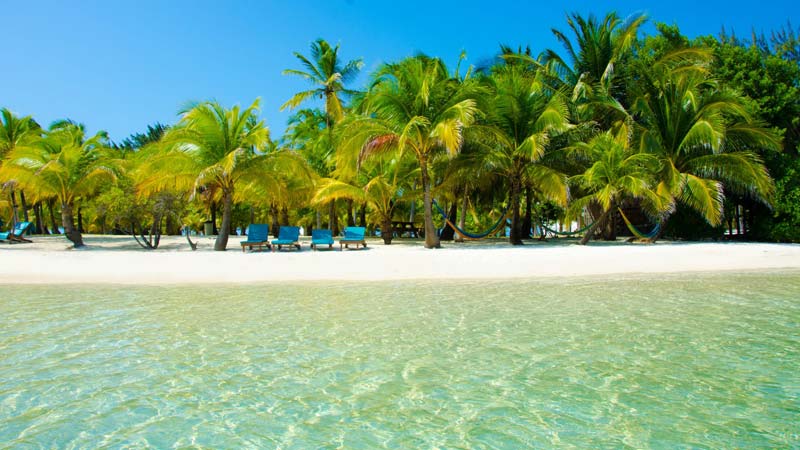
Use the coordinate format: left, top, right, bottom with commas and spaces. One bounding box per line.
567, 129, 664, 244
281, 39, 364, 125
313, 156, 418, 244
546, 11, 646, 103
0, 108, 42, 225
145, 99, 272, 251
0, 121, 119, 247
475, 62, 572, 244
342, 55, 482, 248
632, 50, 780, 229
282, 39, 363, 234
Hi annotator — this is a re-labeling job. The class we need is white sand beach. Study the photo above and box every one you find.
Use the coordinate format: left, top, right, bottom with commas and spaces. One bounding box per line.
1, 234, 799, 285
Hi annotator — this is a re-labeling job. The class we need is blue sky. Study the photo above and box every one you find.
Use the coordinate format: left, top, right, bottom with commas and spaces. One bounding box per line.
3, 0, 797, 142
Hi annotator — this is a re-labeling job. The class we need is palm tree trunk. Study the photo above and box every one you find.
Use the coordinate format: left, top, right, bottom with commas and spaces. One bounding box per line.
33, 202, 46, 235
77, 206, 84, 233
19, 190, 30, 223
270, 204, 280, 237
381, 215, 394, 244
281, 206, 289, 226
214, 191, 233, 251
315, 210, 322, 230
48, 199, 59, 234
359, 203, 367, 227
329, 201, 339, 236
346, 199, 355, 226
61, 201, 84, 247
579, 208, 612, 245
210, 201, 218, 235
456, 189, 468, 243
409, 181, 417, 222
509, 177, 523, 245
420, 157, 440, 249
522, 185, 532, 239
9, 190, 18, 225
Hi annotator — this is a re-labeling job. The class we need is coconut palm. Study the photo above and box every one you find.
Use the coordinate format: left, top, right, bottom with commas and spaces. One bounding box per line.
546, 11, 646, 102
0, 120, 119, 247
0, 108, 42, 224
568, 129, 664, 244
282, 39, 363, 233
475, 63, 572, 244
632, 50, 780, 229
281, 39, 364, 125
341, 55, 482, 248
142, 99, 273, 251
313, 156, 418, 244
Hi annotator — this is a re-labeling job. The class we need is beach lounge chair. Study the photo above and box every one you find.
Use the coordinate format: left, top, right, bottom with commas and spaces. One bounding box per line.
240, 223, 271, 252
0, 221, 33, 243
310, 229, 334, 250
340, 226, 367, 250
272, 226, 301, 251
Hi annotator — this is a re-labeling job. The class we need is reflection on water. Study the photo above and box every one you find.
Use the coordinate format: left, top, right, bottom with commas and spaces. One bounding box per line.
1, 272, 799, 448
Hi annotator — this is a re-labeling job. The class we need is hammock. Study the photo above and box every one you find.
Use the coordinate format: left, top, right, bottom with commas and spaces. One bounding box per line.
617, 208, 661, 240
433, 200, 510, 240
540, 221, 595, 236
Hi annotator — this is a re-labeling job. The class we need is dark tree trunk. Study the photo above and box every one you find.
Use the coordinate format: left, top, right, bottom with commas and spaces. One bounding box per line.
522, 185, 532, 239
315, 210, 322, 230
381, 215, 394, 244
270, 204, 280, 237
211, 201, 218, 235
19, 190, 30, 223
509, 176, 523, 245
281, 206, 289, 226
346, 199, 355, 227
77, 206, 84, 233
214, 191, 232, 251
579, 208, 612, 245
33, 202, 46, 234
248, 207, 255, 235
61, 201, 84, 247
409, 181, 417, 222
440, 201, 457, 241
10, 190, 18, 225
420, 157, 440, 248
359, 203, 367, 227
328, 201, 339, 236
48, 199, 60, 234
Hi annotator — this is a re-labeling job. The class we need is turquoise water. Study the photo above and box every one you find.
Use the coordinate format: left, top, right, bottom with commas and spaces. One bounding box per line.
1, 272, 799, 448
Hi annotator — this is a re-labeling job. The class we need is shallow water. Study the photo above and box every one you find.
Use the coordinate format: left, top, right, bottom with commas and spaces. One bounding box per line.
1, 271, 799, 448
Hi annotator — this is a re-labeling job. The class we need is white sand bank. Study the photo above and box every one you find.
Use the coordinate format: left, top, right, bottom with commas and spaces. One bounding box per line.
1, 234, 799, 285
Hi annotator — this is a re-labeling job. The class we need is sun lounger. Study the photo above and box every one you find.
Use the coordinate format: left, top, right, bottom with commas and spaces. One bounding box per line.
0, 221, 33, 243
272, 226, 301, 251
240, 223, 271, 252
340, 226, 367, 250
310, 229, 334, 250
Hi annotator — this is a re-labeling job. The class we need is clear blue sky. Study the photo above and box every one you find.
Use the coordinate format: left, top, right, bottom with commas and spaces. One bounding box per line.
3, 0, 797, 142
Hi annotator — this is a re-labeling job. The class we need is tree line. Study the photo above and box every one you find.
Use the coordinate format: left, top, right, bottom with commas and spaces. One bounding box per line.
1, 12, 798, 250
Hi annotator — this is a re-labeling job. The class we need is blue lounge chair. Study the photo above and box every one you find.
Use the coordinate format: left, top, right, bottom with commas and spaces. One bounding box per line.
272, 226, 301, 251
310, 229, 334, 250
0, 221, 33, 243
340, 226, 367, 250
240, 224, 271, 252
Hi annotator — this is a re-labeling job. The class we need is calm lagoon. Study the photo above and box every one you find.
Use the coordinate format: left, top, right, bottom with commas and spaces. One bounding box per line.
1, 271, 799, 448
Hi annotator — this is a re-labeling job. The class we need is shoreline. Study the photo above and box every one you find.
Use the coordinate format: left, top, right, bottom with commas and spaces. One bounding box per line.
2, 235, 800, 285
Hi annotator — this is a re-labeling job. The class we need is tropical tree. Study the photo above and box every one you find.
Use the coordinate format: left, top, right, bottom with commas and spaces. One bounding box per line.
0, 121, 119, 247
475, 62, 571, 244
0, 108, 42, 224
281, 39, 363, 233
567, 129, 664, 244
342, 55, 482, 248
140, 99, 310, 251
631, 50, 780, 229
313, 156, 418, 244
546, 11, 647, 103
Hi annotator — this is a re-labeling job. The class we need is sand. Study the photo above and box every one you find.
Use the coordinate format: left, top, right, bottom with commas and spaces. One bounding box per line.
1, 234, 799, 285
